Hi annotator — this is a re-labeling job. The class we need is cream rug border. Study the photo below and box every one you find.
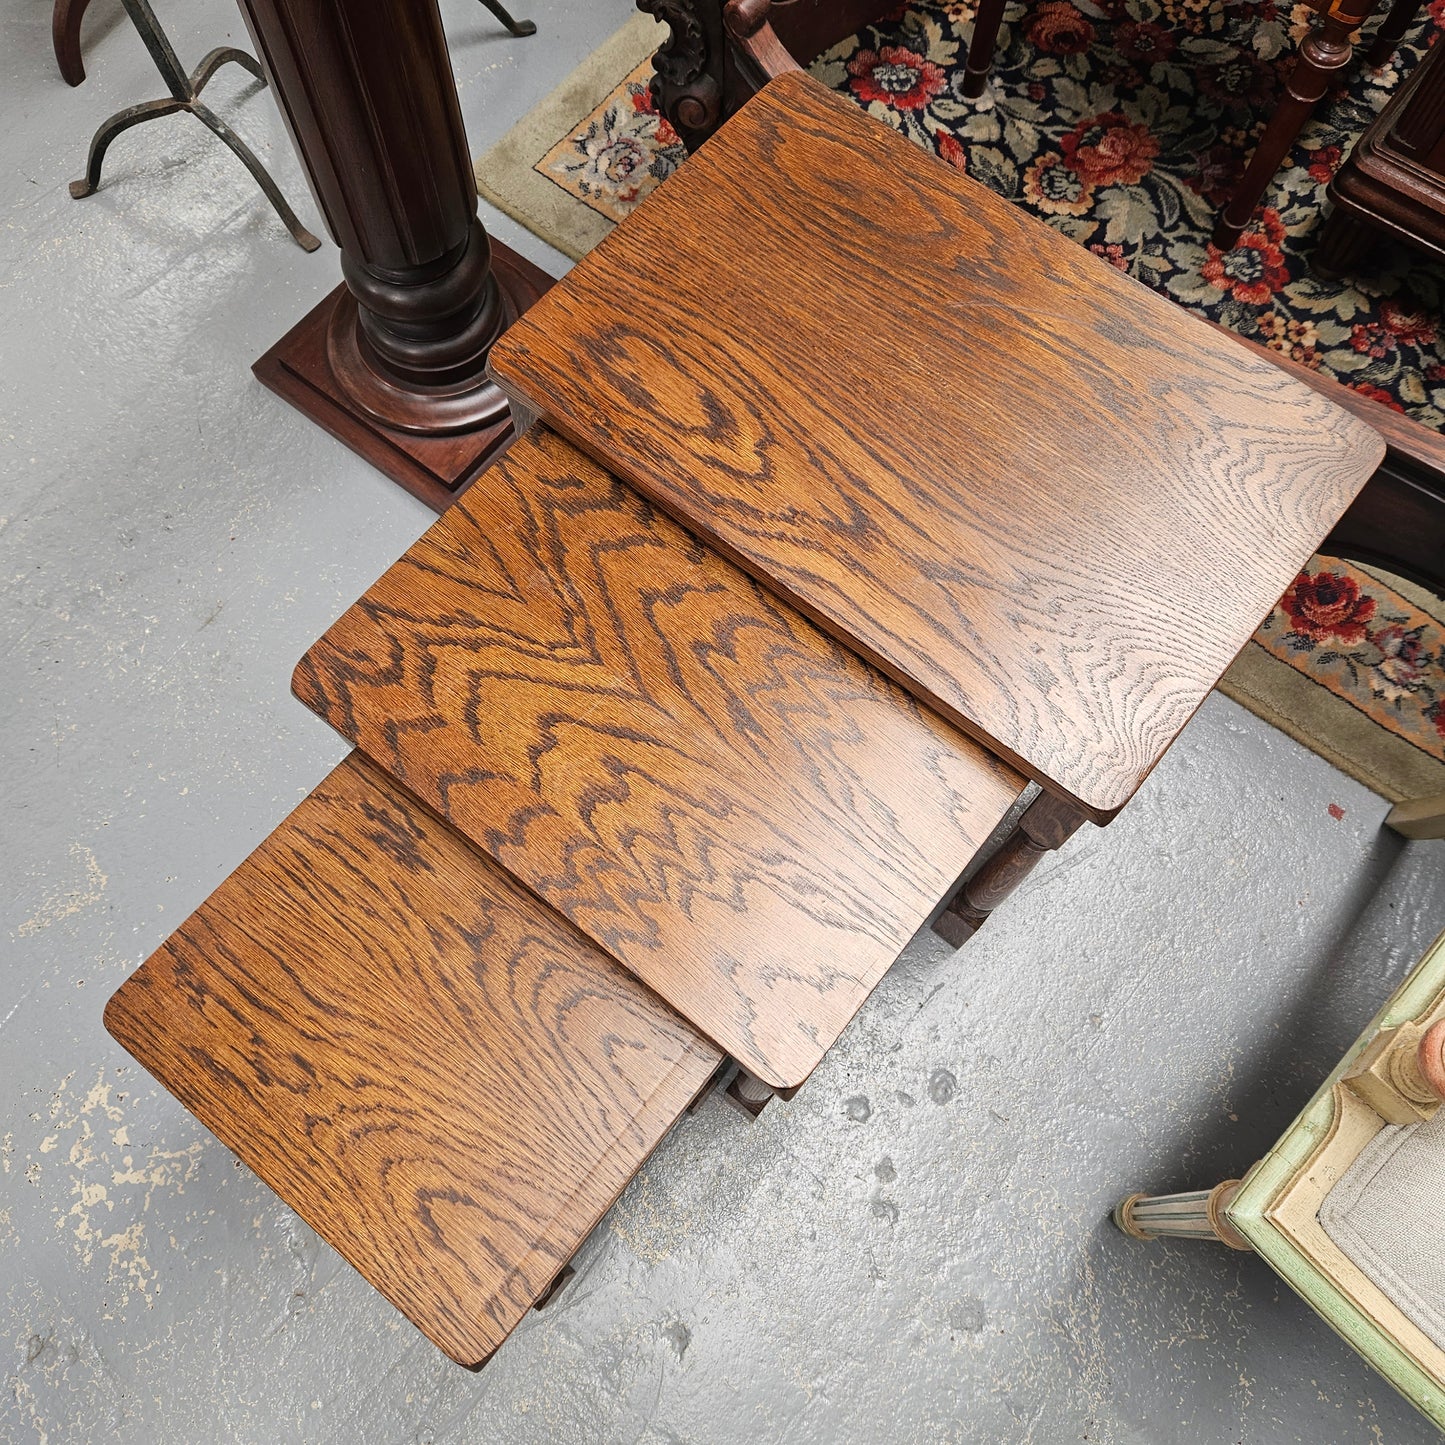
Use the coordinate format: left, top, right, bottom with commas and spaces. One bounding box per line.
474, 11, 663, 262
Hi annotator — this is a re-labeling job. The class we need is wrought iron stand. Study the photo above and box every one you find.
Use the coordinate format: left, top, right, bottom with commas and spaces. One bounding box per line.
67, 0, 320, 251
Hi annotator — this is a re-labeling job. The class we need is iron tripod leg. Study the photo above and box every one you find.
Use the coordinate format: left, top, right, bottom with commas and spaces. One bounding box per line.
68, 6, 319, 250
477, 0, 537, 37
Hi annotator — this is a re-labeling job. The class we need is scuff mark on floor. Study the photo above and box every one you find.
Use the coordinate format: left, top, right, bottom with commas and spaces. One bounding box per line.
16, 843, 107, 937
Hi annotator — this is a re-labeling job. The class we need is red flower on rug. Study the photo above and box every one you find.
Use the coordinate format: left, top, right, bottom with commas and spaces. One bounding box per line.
1201, 210, 1288, 304
1060, 112, 1161, 185
1282, 569, 1378, 644
1115, 19, 1177, 63
629, 87, 680, 148
847, 46, 946, 109
1198, 54, 1280, 109
1187, 143, 1245, 206
1024, 153, 1096, 213
1382, 300, 1439, 347
1027, 1, 1096, 53
1347, 381, 1407, 411
1374, 623, 1433, 700
1351, 321, 1395, 358
1090, 241, 1131, 270
1306, 144, 1342, 183
936, 131, 969, 170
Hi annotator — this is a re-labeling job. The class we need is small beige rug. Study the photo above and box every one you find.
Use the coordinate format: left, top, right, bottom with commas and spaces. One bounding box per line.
474, 12, 675, 261
1219, 563, 1445, 804
472, 21, 1445, 804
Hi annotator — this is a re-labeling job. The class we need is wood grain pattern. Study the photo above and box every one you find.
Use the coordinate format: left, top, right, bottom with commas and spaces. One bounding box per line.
104, 753, 721, 1368
294, 426, 1026, 1087
486, 69, 1385, 822
1219, 324, 1445, 596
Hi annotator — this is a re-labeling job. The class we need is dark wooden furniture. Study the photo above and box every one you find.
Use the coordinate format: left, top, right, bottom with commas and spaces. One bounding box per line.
105, 752, 722, 1368
234, 0, 550, 509
1318, 33, 1445, 275
294, 426, 1027, 1088
487, 71, 1382, 825
1225, 324, 1445, 599
641, 0, 1428, 249
959, 0, 1427, 247
54, 0, 98, 86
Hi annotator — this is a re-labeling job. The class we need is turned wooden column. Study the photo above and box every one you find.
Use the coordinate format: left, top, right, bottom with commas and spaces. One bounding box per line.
932, 791, 1086, 947
239, 0, 551, 509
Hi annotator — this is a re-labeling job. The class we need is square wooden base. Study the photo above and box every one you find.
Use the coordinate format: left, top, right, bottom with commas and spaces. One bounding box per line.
252, 240, 554, 513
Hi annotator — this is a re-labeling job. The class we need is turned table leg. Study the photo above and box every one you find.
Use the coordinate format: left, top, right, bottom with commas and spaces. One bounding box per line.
1368, 0, 1424, 64
1214, 2, 1372, 250
1114, 1180, 1253, 1249
963, 0, 1010, 98
239, 0, 552, 509
932, 791, 1086, 947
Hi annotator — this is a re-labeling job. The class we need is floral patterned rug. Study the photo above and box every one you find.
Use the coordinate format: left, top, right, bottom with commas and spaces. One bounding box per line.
488, 5, 1445, 796
811, 3, 1445, 421
1242, 561, 1445, 793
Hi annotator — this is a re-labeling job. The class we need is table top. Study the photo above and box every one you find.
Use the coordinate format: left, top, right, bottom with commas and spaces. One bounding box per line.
104, 753, 722, 1368
294, 427, 1027, 1087
487, 69, 1384, 822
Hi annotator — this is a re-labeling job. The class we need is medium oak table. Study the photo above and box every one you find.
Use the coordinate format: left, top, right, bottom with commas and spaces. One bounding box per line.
294, 426, 1028, 1089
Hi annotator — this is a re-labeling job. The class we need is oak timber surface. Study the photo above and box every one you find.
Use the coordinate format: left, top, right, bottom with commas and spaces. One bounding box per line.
103, 753, 721, 1368
294, 427, 1026, 1088
485, 69, 1384, 822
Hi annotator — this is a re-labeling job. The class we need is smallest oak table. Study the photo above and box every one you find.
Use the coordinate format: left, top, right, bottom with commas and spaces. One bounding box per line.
486, 69, 1384, 828
105, 754, 722, 1368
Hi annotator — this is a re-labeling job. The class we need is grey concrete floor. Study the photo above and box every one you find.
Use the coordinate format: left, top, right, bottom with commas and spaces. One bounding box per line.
3, 1, 1445, 1440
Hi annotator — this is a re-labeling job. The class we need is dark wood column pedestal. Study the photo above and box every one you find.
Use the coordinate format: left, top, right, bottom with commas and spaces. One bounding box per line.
237, 0, 552, 510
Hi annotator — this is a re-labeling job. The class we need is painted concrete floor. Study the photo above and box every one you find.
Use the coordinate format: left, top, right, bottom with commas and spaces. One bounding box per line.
3, 2, 1445, 1440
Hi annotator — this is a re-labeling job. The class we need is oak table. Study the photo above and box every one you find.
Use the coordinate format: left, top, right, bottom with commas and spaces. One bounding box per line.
104, 68, 1386, 1370
294, 426, 1028, 1089
487, 70, 1382, 835
105, 753, 722, 1369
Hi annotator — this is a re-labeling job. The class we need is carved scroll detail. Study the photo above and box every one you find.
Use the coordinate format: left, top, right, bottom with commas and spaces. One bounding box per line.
636, 0, 724, 141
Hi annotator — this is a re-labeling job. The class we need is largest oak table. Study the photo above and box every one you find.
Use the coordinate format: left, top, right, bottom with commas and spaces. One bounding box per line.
486, 70, 1384, 829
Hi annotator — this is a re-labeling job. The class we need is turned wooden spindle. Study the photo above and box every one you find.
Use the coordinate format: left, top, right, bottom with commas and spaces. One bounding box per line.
933, 792, 1085, 946
1214, 1, 1372, 249
725, 1069, 779, 1118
